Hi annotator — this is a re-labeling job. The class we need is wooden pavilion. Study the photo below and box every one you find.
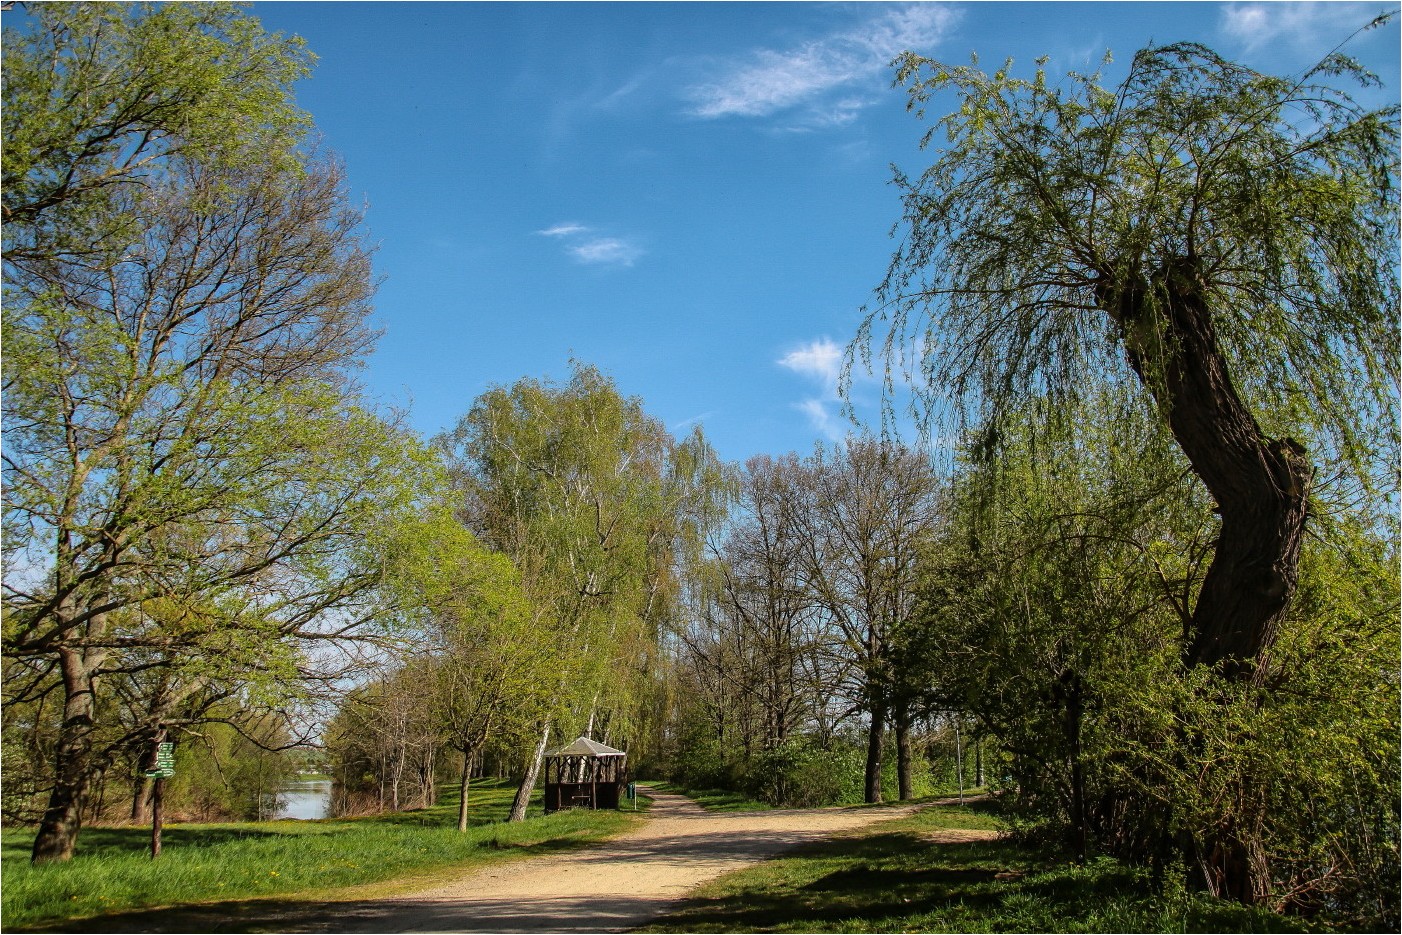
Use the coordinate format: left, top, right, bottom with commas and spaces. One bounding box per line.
542, 736, 628, 813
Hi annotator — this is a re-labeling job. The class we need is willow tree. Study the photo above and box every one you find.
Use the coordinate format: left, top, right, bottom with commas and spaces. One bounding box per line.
441, 363, 728, 821
855, 33, 1398, 902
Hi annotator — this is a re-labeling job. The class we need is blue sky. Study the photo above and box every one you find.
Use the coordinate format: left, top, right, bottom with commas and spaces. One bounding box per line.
249, 1, 1399, 465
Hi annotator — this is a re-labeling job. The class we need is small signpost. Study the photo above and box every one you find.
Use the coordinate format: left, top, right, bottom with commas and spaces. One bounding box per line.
626, 782, 637, 810
144, 742, 175, 780
142, 735, 174, 858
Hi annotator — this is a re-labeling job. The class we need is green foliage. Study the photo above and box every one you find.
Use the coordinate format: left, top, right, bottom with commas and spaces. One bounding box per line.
441, 361, 729, 764
861, 38, 1398, 495
1107, 524, 1400, 926
3, 1, 314, 260
912, 386, 1399, 925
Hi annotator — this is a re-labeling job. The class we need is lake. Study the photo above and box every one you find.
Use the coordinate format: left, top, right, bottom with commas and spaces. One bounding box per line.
275, 779, 332, 820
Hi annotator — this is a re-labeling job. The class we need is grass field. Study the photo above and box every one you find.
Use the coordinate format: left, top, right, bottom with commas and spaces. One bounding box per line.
641, 801, 1317, 934
1, 778, 640, 931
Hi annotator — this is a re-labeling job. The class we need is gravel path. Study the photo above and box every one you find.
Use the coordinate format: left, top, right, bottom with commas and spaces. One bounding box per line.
285, 786, 932, 933
56, 787, 969, 934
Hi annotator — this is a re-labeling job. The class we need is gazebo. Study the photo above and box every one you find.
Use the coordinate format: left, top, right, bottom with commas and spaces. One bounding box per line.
542, 736, 628, 813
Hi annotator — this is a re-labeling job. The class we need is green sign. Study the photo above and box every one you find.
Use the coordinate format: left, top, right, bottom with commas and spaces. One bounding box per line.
143, 742, 175, 779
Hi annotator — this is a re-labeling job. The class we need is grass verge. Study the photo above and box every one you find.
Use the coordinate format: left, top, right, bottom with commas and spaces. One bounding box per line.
640, 800, 1316, 934
2, 778, 639, 932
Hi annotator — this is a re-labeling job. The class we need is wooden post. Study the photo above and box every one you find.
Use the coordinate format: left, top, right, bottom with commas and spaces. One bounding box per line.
954, 718, 964, 806
150, 774, 164, 859
147, 727, 168, 859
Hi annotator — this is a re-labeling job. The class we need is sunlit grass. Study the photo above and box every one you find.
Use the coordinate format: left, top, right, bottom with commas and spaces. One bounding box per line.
1, 778, 639, 931
642, 802, 1315, 934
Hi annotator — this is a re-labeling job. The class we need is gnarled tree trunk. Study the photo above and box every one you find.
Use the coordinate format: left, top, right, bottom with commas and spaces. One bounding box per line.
1099, 256, 1311, 903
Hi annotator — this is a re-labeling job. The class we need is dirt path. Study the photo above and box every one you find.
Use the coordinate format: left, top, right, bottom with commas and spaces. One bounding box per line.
58, 788, 978, 934
284, 787, 933, 933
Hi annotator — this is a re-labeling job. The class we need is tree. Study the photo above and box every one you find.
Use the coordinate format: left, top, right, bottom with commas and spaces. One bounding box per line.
856, 33, 1397, 899
3, 2, 312, 263
713, 457, 832, 747
380, 507, 552, 832
440, 362, 727, 821
2, 5, 424, 862
796, 439, 941, 803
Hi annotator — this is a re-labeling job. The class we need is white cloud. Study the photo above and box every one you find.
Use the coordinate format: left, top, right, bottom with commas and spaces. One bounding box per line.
779, 338, 851, 440
797, 398, 845, 441
687, 4, 956, 121
1219, 2, 1377, 52
538, 223, 590, 237
569, 237, 644, 267
537, 222, 645, 267
778, 337, 844, 390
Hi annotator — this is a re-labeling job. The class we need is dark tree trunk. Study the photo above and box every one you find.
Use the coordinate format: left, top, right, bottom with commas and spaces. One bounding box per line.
894, 702, 914, 801
149, 776, 165, 859
32, 646, 99, 863
1100, 256, 1311, 903
1102, 257, 1311, 677
864, 698, 886, 804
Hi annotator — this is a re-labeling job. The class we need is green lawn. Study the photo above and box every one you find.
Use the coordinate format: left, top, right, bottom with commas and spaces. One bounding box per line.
2, 778, 640, 931
641, 801, 1318, 934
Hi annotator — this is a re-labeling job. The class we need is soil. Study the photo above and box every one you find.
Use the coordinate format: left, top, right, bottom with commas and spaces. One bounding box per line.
55, 787, 995, 934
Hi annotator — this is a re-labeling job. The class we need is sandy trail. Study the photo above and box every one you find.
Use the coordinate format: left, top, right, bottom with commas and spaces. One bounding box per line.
281, 786, 933, 933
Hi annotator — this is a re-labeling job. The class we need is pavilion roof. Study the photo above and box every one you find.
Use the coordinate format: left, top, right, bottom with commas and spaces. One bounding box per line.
545, 736, 626, 758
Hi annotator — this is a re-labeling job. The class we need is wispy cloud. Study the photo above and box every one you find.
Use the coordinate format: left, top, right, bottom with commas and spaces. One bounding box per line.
670, 411, 717, 433
778, 337, 844, 388
569, 237, 644, 267
797, 398, 844, 441
1219, 2, 1377, 52
779, 337, 849, 439
687, 4, 957, 123
538, 223, 590, 238
538, 222, 645, 267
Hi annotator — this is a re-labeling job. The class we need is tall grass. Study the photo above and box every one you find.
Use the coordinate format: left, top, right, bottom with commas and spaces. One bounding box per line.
2, 778, 638, 931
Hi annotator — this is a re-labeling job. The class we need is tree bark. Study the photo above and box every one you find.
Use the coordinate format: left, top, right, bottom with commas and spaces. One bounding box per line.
1101, 257, 1311, 677
1100, 256, 1312, 902
864, 699, 886, 804
149, 775, 165, 859
894, 702, 914, 801
457, 748, 474, 833
131, 777, 153, 823
32, 646, 100, 863
508, 723, 550, 822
